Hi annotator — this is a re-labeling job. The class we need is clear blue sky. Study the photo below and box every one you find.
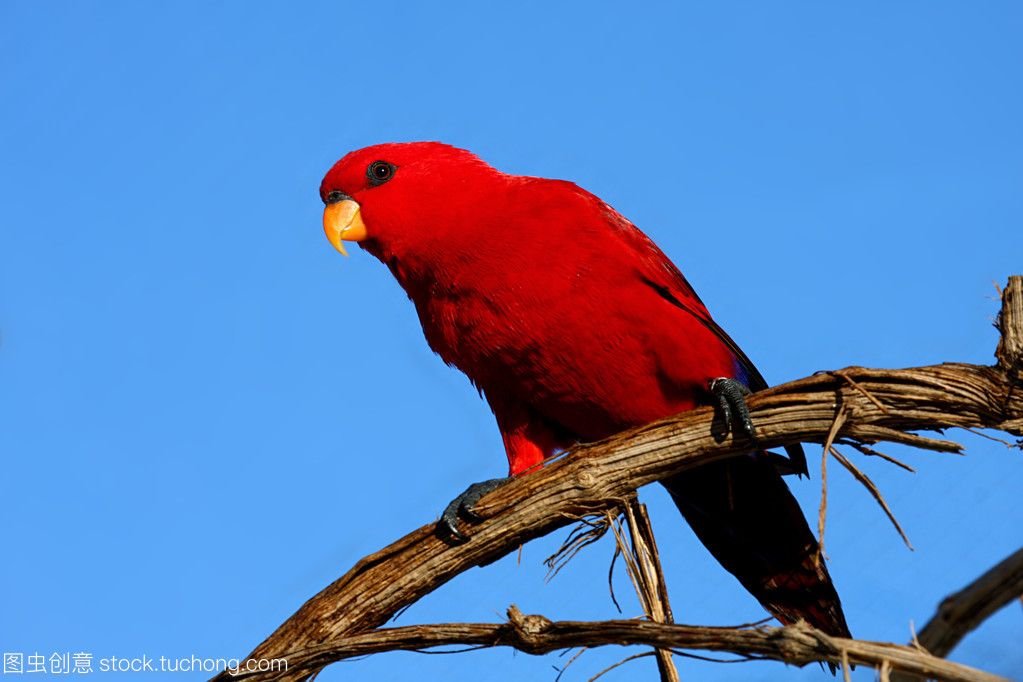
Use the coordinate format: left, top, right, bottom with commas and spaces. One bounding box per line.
2, 2, 1021, 680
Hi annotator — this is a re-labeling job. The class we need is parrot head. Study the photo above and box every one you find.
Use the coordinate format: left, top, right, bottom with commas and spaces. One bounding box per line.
319, 142, 502, 262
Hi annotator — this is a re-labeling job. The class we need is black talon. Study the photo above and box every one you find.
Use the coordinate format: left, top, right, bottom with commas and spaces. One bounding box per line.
710, 377, 756, 441
437, 477, 511, 544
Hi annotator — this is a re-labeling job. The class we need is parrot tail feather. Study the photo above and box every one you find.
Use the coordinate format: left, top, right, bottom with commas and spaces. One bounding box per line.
661, 454, 851, 640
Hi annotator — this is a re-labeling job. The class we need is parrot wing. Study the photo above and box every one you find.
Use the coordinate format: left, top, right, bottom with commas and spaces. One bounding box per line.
609, 208, 808, 476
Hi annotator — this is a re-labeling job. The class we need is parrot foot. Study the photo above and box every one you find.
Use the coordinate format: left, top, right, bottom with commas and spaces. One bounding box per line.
438, 476, 511, 544
710, 377, 756, 441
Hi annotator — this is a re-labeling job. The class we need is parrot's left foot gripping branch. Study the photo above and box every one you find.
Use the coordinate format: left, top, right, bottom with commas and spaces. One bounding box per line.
438, 477, 513, 543
709, 377, 756, 441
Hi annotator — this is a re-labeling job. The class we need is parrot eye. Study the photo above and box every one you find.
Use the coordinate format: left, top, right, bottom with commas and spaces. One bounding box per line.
367, 160, 396, 186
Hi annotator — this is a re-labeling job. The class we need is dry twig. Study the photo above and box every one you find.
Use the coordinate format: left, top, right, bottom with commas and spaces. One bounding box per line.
544, 512, 616, 582
829, 446, 912, 549
839, 439, 916, 473
816, 404, 849, 564
621, 498, 679, 682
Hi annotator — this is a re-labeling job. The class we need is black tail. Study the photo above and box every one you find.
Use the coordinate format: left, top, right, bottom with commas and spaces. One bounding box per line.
662, 453, 851, 638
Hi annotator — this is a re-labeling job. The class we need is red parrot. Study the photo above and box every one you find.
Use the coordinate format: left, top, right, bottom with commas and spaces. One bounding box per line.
319, 142, 850, 637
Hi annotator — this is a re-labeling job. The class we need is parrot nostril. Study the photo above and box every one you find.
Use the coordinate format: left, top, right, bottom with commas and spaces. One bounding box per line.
324, 190, 351, 205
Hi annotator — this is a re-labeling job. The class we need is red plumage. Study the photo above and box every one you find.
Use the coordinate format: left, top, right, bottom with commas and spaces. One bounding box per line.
321, 142, 850, 637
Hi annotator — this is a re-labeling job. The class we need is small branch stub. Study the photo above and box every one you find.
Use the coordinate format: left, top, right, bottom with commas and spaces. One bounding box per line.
507, 605, 554, 654
996, 276, 1023, 372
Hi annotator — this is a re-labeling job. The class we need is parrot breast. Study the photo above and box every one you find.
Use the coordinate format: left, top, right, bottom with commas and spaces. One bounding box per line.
371, 181, 738, 442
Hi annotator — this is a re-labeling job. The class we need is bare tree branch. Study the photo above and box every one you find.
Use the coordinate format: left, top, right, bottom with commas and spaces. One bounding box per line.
890, 547, 1023, 682
917, 546, 1023, 657
216, 276, 1023, 681
226, 606, 1011, 682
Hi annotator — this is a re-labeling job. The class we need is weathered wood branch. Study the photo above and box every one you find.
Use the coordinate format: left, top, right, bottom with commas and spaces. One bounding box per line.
917, 546, 1023, 657
218, 276, 1022, 681
227, 606, 1010, 682
890, 546, 1023, 682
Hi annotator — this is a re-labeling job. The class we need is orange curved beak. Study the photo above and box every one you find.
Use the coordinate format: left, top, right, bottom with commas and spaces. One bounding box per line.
323, 199, 368, 257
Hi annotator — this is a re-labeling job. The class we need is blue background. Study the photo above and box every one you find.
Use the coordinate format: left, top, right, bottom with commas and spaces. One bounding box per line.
2, 2, 1021, 680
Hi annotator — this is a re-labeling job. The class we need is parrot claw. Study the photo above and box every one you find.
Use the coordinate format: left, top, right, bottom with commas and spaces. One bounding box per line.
437, 477, 512, 544
710, 377, 756, 441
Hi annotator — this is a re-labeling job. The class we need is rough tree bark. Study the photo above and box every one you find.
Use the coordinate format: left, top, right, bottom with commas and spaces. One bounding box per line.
215, 277, 1023, 682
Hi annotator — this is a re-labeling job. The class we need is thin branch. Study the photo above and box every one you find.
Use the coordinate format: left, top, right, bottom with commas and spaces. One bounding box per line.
588, 651, 655, 682
622, 498, 679, 682
962, 426, 1021, 449
606, 519, 624, 614
632, 502, 675, 626
917, 546, 1023, 657
817, 404, 849, 564
608, 516, 644, 612
225, 606, 1011, 682
890, 547, 1023, 682
839, 439, 916, 473
544, 512, 615, 582
829, 446, 913, 550
553, 646, 588, 682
